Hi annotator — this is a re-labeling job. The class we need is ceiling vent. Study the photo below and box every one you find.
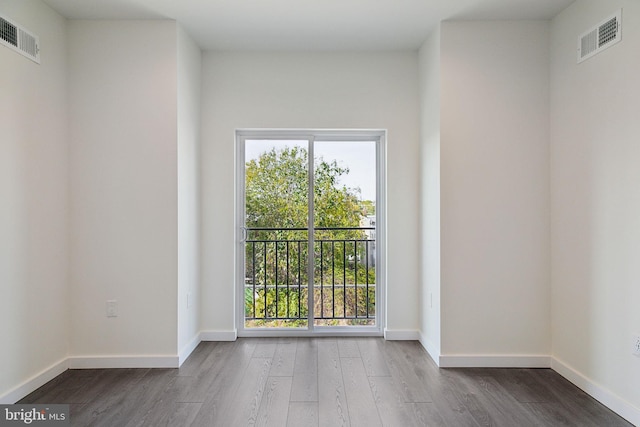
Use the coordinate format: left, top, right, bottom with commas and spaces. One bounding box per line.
0, 15, 40, 64
578, 9, 622, 63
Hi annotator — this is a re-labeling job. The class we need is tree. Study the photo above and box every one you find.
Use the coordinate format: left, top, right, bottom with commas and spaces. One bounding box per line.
245, 146, 363, 230
244, 147, 375, 327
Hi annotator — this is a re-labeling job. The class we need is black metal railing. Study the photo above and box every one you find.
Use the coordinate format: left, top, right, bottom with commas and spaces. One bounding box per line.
244, 227, 376, 327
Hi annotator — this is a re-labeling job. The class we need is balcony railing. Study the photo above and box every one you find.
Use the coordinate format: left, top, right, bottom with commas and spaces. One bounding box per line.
244, 227, 376, 328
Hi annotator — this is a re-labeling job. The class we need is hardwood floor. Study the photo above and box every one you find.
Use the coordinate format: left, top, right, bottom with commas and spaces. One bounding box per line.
19, 338, 632, 426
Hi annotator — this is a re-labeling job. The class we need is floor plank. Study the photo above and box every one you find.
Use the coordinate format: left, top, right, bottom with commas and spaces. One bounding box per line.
220, 357, 272, 426
269, 339, 297, 377
107, 369, 177, 425
256, 376, 293, 427
369, 375, 422, 427
189, 339, 258, 425
524, 402, 594, 427
490, 368, 553, 404
291, 338, 318, 402
287, 402, 319, 427
337, 338, 361, 358
528, 369, 632, 427
340, 357, 382, 427
411, 403, 448, 427
253, 341, 278, 358
176, 341, 219, 377
18, 370, 92, 404
357, 338, 391, 377
68, 369, 150, 427
317, 340, 350, 427
451, 370, 540, 426
378, 340, 433, 403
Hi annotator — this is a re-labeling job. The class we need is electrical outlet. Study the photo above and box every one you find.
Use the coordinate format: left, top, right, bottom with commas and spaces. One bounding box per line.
106, 300, 118, 318
633, 335, 640, 357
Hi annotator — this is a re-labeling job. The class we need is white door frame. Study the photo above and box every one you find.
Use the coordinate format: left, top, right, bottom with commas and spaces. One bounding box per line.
235, 129, 386, 337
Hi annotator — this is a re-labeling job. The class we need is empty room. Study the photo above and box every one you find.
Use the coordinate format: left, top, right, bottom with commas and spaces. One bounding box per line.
1, 0, 639, 425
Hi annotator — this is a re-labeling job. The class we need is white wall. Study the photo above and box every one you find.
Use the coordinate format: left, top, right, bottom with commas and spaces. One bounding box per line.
0, 0, 69, 401
68, 20, 178, 357
439, 21, 551, 357
200, 52, 421, 334
177, 25, 202, 360
418, 26, 442, 358
551, 0, 640, 419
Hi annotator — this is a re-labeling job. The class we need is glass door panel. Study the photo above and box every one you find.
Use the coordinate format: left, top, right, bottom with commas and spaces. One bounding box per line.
244, 140, 309, 329
313, 141, 377, 327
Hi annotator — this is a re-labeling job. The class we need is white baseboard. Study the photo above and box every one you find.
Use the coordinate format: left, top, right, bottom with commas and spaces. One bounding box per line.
0, 358, 68, 404
67, 355, 179, 369
200, 329, 238, 341
383, 329, 420, 340
178, 334, 202, 367
551, 357, 640, 426
439, 354, 551, 368
418, 331, 440, 367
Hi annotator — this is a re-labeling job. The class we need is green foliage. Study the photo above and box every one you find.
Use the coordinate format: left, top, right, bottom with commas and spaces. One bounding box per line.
245, 146, 311, 231
245, 146, 366, 233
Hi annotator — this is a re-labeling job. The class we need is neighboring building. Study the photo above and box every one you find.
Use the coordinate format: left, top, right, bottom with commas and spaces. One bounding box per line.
360, 214, 376, 267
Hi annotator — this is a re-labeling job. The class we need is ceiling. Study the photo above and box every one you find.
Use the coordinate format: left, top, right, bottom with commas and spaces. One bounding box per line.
41, 0, 575, 51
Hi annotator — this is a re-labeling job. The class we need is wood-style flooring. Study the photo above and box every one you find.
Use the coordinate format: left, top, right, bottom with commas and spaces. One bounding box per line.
19, 338, 632, 426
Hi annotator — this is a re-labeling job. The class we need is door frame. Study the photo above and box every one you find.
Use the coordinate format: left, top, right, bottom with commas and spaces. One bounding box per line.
235, 129, 386, 337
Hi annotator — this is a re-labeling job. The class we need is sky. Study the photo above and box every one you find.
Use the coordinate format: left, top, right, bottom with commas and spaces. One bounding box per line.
245, 140, 377, 201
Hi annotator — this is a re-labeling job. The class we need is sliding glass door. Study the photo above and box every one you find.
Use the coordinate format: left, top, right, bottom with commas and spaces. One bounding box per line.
236, 130, 384, 336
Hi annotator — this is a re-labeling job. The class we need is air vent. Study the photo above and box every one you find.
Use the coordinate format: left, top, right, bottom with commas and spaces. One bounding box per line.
0, 15, 40, 64
578, 10, 622, 63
